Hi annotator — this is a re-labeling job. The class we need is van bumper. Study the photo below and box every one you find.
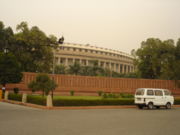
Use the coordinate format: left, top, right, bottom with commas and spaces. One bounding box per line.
135, 103, 146, 105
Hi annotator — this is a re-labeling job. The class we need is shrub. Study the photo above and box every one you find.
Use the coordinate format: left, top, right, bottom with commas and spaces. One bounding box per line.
98, 91, 103, 96
70, 90, 74, 96
102, 93, 120, 98
28, 73, 57, 96
13, 88, 19, 94
108, 93, 113, 98
27, 95, 46, 105
102, 93, 108, 98
112, 93, 120, 98
174, 98, 180, 105
120, 93, 134, 98
8, 93, 22, 101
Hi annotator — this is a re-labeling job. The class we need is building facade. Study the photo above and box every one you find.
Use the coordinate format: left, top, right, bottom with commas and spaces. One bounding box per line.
54, 43, 135, 74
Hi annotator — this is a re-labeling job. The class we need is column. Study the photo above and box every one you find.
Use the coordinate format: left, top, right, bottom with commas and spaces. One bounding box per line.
103, 62, 106, 69
22, 93, 27, 103
65, 58, 68, 66
4, 91, 9, 100
79, 59, 82, 65
114, 63, 117, 72
98, 61, 100, 67
118, 64, 121, 73
109, 62, 111, 70
122, 64, 124, 74
46, 95, 53, 107
86, 60, 89, 66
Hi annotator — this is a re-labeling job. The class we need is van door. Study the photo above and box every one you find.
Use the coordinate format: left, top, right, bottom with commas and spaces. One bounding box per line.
164, 90, 172, 105
154, 90, 164, 105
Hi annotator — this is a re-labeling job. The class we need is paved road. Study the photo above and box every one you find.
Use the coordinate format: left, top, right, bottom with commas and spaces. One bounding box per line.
0, 102, 180, 135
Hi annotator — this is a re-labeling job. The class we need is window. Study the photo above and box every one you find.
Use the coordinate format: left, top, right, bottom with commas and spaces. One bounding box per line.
147, 90, 154, 96
164, 90, 171, 96
60, 46, 64, 50
136, 89, 144, 95
155, 90, 163, 96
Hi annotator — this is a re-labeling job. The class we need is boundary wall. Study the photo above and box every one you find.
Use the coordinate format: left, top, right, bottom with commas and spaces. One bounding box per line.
6, 72, 180, 95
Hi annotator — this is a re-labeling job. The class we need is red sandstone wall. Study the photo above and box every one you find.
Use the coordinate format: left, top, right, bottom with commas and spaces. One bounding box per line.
6, 72, 180, 95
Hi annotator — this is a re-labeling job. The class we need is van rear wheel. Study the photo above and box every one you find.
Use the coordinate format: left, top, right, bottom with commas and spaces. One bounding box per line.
148, 102, 154, 109
166, 103, 171, 109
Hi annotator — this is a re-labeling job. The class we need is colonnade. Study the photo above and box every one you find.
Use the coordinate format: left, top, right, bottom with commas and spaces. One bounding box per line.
55, 57, 134, 73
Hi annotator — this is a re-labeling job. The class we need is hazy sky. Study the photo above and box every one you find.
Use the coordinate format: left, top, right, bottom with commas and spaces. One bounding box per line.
0, 0, 180, 53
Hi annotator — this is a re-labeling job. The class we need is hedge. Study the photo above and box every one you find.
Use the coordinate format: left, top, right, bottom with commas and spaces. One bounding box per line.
27, 95, 46, 106
53, 98, 134, 106
174, 98, 180, 105
6, 93, 180, 106
8, 93, 22, 102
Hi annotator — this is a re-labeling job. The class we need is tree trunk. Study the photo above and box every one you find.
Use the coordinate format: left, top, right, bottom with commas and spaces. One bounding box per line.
51, 90, 54, 99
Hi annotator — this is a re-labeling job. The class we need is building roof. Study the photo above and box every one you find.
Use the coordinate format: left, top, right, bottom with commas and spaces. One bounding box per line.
58, 42, 133, 58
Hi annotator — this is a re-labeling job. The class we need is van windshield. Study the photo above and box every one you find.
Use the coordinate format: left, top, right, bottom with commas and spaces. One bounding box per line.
136, 89, 144, 95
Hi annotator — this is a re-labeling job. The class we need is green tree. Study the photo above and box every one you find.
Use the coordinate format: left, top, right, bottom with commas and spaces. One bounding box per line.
0, 21, 14, 52
79, 66, 92, 76
135, 38, 175, 79
28, 73, 57, 96
14, 22, 58, 72
54, 64, 66, 74
90, 60, 104, 76
103, 68, 112, 77
68, 62, 81, 75
0, 52, 22, 87
0, 21, 58, 73
172, 39, 180, 86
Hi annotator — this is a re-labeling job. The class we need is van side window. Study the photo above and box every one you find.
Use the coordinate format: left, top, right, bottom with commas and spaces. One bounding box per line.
155, 90, 163, 96
164, 90, 171, 96
147, 90, 154, 95
136, 89, 144, 95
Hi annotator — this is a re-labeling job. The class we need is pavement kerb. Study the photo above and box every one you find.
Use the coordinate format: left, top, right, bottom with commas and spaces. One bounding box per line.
1, 99, 180, 110
1, 99, 136, 110
1, 99, 47, 109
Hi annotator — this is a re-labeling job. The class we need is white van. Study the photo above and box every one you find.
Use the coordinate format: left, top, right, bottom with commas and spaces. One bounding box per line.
135, 88, 174, 109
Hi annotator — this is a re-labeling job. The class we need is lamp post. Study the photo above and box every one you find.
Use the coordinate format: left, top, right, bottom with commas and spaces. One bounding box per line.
51, 46, 57, 98
1, 48, 9, 98
52, 49, 55, 74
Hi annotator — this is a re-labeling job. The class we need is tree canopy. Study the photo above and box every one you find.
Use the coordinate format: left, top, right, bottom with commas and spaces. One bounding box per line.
0, 21, 58, 73
28, 73, 57, 96
135, 38, 180, 80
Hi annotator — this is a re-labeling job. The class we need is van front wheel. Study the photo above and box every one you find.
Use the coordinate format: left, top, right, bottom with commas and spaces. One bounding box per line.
148, 102, 154, 109
166, 103, 171, 109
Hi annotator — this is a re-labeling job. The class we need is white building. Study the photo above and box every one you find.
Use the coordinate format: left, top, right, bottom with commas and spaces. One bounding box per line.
54, 43, 134, 74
